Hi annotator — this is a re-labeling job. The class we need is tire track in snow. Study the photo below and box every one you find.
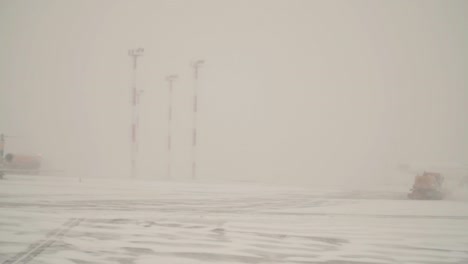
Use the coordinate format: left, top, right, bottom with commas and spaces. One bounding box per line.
2, 218, 84, 264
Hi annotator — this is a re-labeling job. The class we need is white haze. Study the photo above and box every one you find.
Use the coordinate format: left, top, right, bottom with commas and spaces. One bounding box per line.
0, 0, 467, 184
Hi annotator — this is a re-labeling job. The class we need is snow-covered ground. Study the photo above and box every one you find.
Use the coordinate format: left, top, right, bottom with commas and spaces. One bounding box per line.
1, 175, 467, 264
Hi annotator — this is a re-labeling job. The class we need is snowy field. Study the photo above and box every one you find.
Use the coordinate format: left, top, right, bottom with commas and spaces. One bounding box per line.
0, 175, 467, 264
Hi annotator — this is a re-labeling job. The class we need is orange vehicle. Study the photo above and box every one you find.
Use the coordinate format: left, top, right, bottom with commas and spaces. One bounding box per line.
0, 134, 50, 178
408, 172, 445, 200
4, 153, 42, 172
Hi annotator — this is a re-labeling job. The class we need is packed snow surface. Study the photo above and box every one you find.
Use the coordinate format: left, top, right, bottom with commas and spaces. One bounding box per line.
1, 175, 467, 264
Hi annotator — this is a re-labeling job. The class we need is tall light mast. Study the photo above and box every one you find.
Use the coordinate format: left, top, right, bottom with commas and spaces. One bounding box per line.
166, 74, 178, 179
128, 48, 144, 178
191, 60, 204, 180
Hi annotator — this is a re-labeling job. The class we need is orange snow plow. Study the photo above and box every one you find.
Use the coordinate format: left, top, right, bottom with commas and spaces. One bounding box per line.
0, 134, 43, 178
408, 172, 445, 200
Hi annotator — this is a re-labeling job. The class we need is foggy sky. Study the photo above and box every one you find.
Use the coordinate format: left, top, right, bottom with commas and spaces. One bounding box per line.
1, 0, 467, 182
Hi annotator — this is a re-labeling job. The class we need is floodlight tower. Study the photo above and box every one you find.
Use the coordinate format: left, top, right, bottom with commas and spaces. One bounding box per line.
166, 74, 178, 179
128, 48, 144, 178
191, 60, 204, 180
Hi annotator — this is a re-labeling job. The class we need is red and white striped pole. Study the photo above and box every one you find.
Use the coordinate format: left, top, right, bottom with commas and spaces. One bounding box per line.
166, 75, 178, 179
0, 134, 4, 161
0, 134, 5, 179
128, 48, 144, 178
191, 60, 204, 180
